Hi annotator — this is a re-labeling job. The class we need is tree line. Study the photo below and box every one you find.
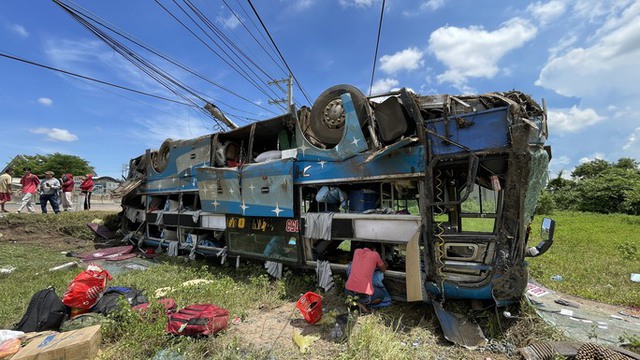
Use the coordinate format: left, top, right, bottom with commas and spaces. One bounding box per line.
5, 153, 95, 178
537, 158, 640, 215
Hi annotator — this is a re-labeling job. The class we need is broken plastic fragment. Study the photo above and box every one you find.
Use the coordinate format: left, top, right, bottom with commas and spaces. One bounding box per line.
292, 331, 319, 353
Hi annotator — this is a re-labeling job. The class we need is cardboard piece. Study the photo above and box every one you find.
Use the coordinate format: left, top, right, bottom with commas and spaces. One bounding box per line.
12, 325, 101, 360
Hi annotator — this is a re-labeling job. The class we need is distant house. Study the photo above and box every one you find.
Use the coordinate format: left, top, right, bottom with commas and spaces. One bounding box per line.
92, 176, 122, 195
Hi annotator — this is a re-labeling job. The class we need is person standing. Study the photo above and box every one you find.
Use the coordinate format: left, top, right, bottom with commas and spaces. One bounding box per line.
40, 171, 61, 214
80, 174, 94, 210
17, 167, 39, 214
60, 173, 74, 211
344, 244, 389, 313
0, 168, 14, 213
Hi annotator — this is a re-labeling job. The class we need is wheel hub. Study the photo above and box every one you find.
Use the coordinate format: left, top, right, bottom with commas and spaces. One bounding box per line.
321, 99, 345, 129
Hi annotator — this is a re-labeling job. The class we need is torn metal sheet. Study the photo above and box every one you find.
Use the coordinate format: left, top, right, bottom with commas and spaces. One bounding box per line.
363, 137, 418, 163
527, 280, 640, 346
87, 222, 117, 239
432, 301, 488, 349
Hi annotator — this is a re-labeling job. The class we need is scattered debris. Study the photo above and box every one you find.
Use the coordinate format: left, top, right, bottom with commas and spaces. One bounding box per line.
554, 299, 580, 308
528, 280, 640, 345
0, 338, 21, 359
87, 222, 116, 239
11, 325, 102, 360
152, 349, 184, 360
292, 330, 319, 353
432, 302, 488, 349
518, 341, 640, 360
76, 245, 134, 261
550, 275, 563, 282
48, 262, 79, 272
631, 273, 640, 283
0, 266, 15, 275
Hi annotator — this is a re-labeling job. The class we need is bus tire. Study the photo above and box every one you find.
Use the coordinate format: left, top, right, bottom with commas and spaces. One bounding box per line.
153, 138, 172, 173
310, 84, 368, 146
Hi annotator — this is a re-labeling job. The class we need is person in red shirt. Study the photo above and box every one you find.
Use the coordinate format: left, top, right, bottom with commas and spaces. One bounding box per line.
345, 244, 388, 312
79, 174, 94, 210
17, 167, 40, 214
60, 173, 74, 211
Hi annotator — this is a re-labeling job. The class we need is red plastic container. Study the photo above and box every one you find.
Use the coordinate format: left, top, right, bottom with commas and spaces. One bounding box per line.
296, 292, 323, 324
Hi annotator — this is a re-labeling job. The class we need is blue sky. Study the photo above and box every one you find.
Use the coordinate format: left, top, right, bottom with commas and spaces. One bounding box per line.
1, 0, 639, 179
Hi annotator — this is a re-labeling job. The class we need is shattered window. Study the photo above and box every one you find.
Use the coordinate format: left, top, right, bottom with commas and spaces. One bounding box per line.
460, 184, 498, 233
228, 232, 298, 262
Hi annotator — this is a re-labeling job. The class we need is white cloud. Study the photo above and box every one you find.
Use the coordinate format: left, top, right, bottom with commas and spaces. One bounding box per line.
573, 0, 633, 24
579, 152, 605, 164
370, 78, 399, 94
527, 1, 566, 25
548, 33, 578, 58
339, 0, 374, 8
281, 0, 314, 11
379, 47, 424, 74
132, 113, 213, 146
420, 0, 447, 11
623, 127, 640, 150
9, 24, 29, 38
31, 128, 79, 142
218, 14, 241, 29
536, 1, 640, 100
548, 106, 605, 132
548, 155, 572, 177
37, 97, 53, 106
428, 18, 537, 89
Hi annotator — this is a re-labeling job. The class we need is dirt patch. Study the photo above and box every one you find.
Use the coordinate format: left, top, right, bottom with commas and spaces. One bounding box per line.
230, 303, 344, 359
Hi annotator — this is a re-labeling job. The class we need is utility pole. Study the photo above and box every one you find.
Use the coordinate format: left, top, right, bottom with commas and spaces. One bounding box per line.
268, 74, 293, 112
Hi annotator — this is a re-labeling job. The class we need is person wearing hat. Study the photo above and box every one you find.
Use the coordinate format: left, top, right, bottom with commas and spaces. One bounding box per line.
17, 167, 40, 214
39, 170, 61, 214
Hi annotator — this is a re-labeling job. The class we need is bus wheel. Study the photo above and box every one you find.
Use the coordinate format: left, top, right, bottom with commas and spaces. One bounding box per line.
309, 85, 368, 146
153, 138, 172, 173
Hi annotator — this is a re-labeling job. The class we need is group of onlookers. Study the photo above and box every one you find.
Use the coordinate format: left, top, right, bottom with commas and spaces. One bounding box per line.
0, 167, 94, 214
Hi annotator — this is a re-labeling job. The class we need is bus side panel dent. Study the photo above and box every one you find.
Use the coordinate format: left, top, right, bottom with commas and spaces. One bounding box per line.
196, 167, 242, 214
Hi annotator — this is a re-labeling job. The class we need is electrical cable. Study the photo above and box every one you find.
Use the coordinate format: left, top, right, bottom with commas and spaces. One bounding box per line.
58, 0, 278, 116
180, 0, 290, 108
368, 0, 386, 96
0, 51, 193, 107
164, 0, 286, 111
222, 0, 288, 76
246, 0, 313, 105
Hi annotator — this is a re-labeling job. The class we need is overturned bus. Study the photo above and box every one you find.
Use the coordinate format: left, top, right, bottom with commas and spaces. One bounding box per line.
117, 84, 554, 306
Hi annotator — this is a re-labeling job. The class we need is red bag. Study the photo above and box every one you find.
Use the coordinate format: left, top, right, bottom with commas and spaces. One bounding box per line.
166, 304, 229, 336
62, 264, 112, 309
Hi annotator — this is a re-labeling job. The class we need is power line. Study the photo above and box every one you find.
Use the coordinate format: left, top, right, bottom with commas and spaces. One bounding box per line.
246, 0, 313, 106
59, 0, 278, 116
0, 51, 194, 107
368, 0, 386, 96
54, 0, 276, 118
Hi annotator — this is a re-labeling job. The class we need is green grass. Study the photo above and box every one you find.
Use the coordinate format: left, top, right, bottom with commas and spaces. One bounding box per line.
3, 210, 637, 358
528, 211, 640, 306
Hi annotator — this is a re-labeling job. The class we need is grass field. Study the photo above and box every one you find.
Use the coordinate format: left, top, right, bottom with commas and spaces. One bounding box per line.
529, 211, 640, 306
1, 210, 638, 358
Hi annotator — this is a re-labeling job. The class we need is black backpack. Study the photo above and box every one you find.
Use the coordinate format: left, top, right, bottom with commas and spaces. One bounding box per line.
92, 287, 147, 316
15, 288, 68, 332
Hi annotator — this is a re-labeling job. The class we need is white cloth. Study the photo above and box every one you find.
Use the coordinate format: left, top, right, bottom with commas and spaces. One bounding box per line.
192, 210, 202, 223
17, 193, 35, 213
305, 213, 334, 240
61, 192, 73, 211
167, 241, 179, 257
265, 261, 283, 279
39, 178, 60, 195
316, 260, 334, 292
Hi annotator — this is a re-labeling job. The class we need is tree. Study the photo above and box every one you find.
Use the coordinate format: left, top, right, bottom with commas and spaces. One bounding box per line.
571, 158, 610, 179
8, 153, 95, 178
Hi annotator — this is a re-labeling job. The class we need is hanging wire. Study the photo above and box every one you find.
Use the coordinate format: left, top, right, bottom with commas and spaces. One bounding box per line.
60, 0, 277, 115
246, 0, 313, 106
0, 51, 194, 107
368, 0, 386, 96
